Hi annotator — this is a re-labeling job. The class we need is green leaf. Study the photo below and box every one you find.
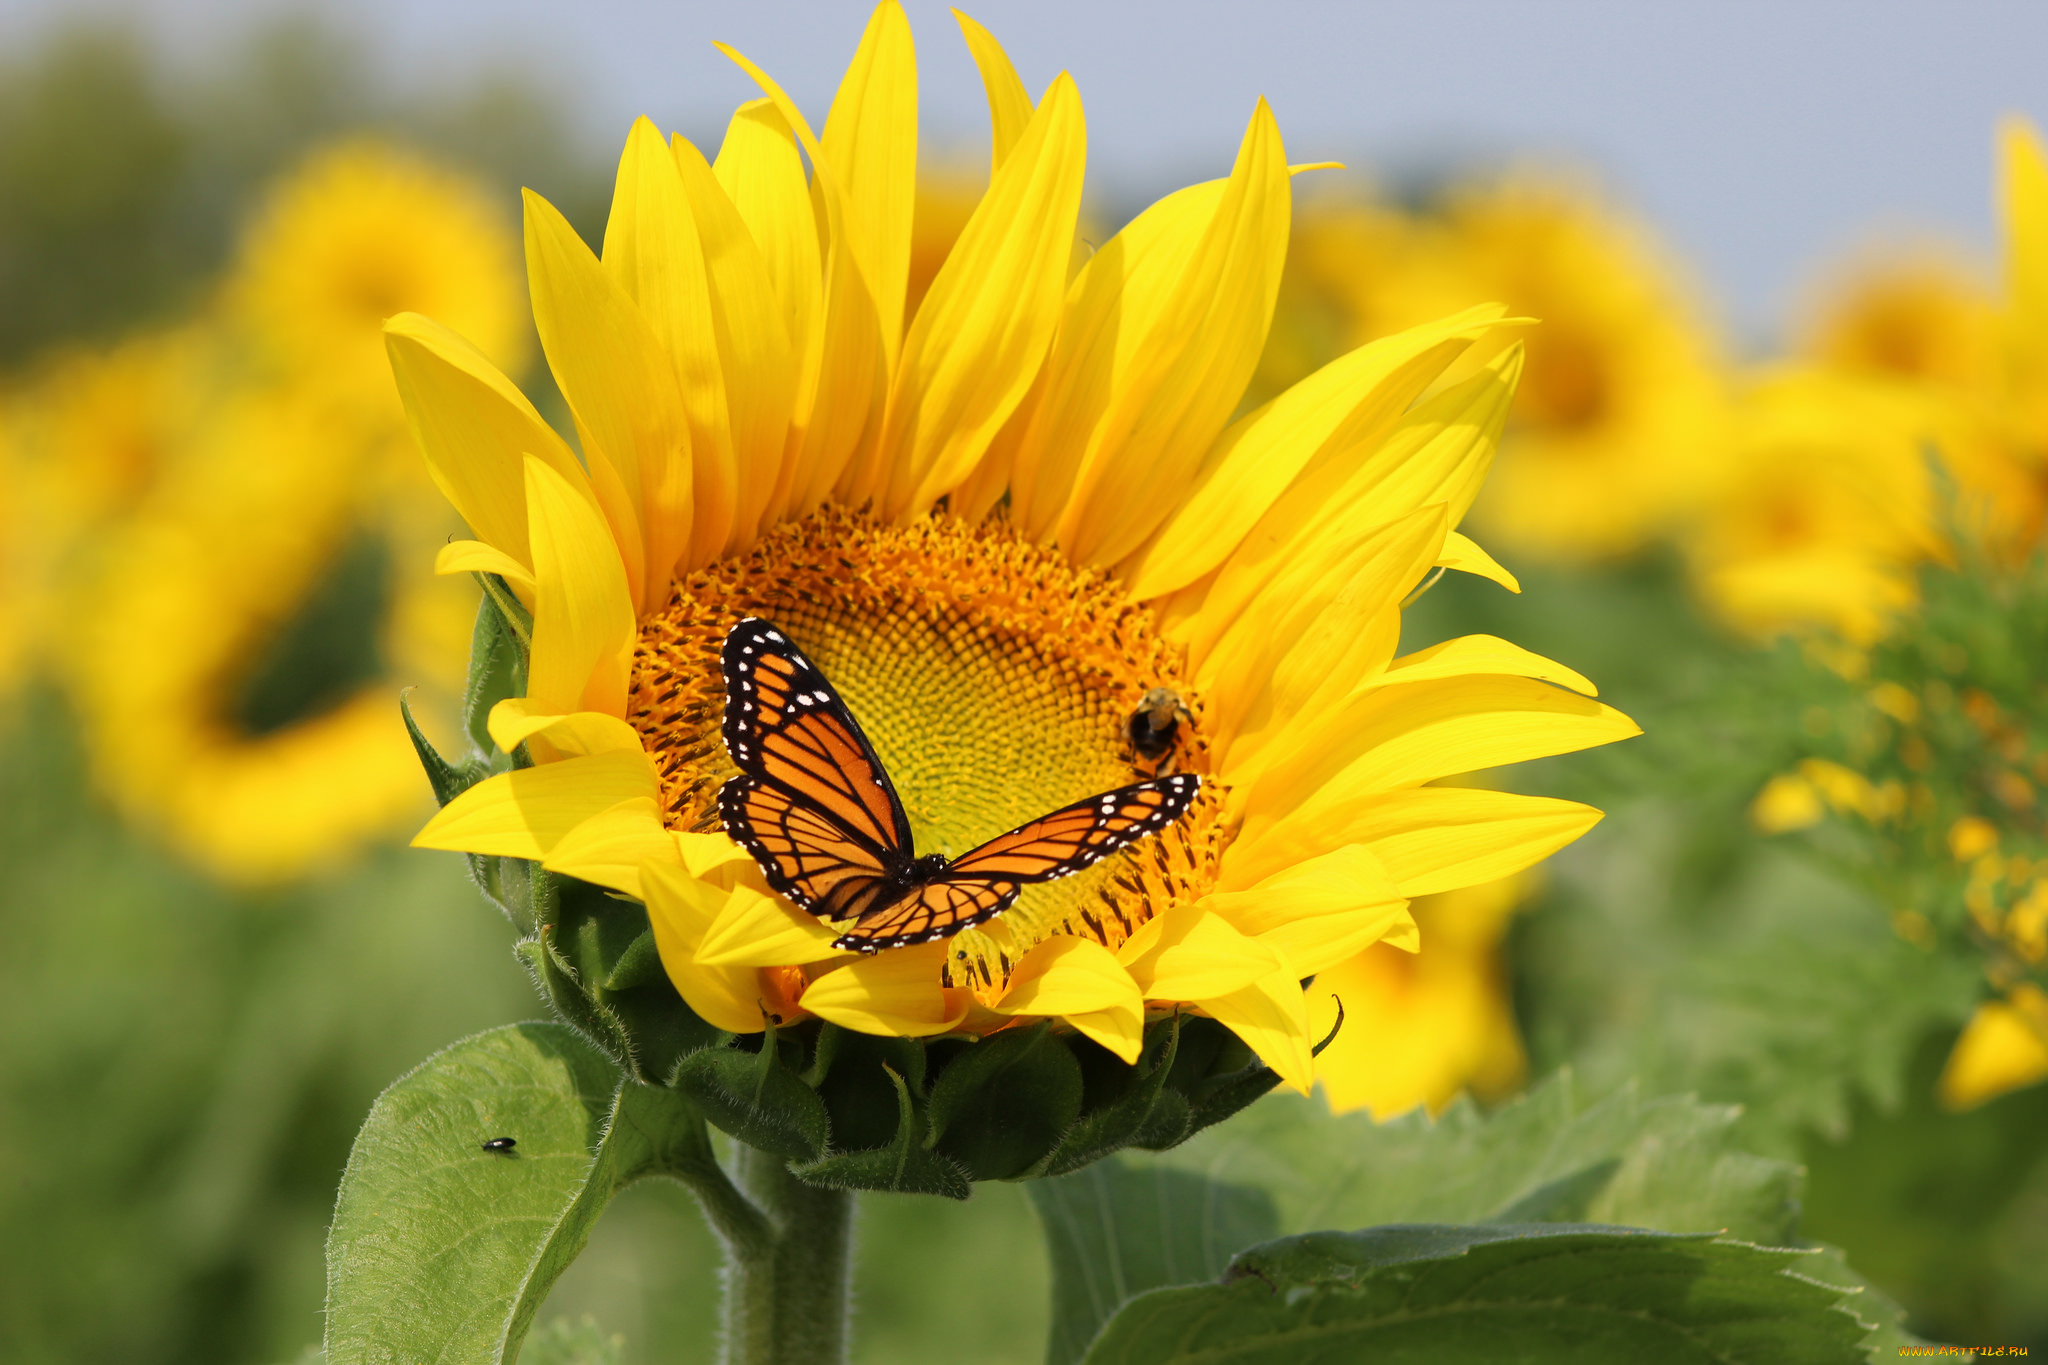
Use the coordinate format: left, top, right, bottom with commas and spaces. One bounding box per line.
325, 1022, 712, 1365
669, 1040, 831, 1162
1082, 1226, 1872, 1365
1142, 1071, 1800, 1243
1029, 1160, 1279, 1365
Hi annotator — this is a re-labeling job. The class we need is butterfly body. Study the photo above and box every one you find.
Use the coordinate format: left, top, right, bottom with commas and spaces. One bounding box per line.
717, 618, 1200, 953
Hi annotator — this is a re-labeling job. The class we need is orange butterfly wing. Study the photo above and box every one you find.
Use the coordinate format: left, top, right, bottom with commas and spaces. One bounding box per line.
718, 778, 899, 920
720, 619, 911, 857
828, 774, 1202, 953
944, 774, 1201, 880
827, 879, 1022, 953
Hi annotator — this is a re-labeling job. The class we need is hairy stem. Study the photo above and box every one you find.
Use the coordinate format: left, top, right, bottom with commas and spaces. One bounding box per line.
714, 1144, 855, 1365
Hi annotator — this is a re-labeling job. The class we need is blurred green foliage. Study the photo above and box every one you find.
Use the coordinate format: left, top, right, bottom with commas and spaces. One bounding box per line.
1403, 552, 2048, 1350
0, 19, 606, 367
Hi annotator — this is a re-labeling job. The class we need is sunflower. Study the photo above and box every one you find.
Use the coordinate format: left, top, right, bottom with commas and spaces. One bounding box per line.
1261, 175, 1727, 562
1307, 873, 1530, 1117
46, 140, 526, 884
409, 3, 1636, 1091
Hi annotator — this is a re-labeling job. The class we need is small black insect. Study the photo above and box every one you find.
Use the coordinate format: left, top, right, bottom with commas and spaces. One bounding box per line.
481, 1136, 517, 1153
1127, 687, 1191, 775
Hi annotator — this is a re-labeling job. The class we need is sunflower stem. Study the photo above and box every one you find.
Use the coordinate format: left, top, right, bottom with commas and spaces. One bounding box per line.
716, 1144, 854, 1365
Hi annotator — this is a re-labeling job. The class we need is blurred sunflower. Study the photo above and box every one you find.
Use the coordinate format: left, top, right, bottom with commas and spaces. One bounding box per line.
0, 328, 214, 695
410, 3, 1636, 1091
1799, 246, 1998, 393
48, 140, 525, 884
225, 138, 530, 413
1308, 872, 1530, 1117
1683, 366, 1941, 645
1264, 176, 1726, 562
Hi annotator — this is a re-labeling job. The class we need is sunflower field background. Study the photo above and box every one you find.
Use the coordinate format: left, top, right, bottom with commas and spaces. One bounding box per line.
3, 11, 2046, 1365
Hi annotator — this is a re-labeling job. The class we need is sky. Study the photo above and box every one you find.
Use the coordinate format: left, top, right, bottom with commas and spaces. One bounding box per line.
5, 0, 2045, 342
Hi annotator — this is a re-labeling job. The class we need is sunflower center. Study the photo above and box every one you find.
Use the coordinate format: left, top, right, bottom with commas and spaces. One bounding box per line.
628, 506, 1224, 985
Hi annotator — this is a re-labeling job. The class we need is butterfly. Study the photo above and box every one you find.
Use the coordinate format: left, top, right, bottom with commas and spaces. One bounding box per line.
717, 617, 1202, 953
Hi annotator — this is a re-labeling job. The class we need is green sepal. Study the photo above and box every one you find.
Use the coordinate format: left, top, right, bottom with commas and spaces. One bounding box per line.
669, 1037, 832, 1162
1038, 1015, 1183, 1177
464, 581, 530, 757
602, 928, 663, 992
923, 1022, 1084, 1180
401, 689, 490, 807
515, 928, 636, 1071
551, 875, 725, 1084
470, 853, 540, 937
793, 1064, 971, 1200
813, 1031, 927, 1152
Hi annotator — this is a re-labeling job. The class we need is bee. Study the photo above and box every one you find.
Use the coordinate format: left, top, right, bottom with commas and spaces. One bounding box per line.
1126, 687, 1191, 776
481, 1136, 517, 1153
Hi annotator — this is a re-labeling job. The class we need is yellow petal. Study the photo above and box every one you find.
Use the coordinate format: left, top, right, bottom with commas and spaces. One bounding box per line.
434, 539, 536, 596
602, 118, 738, 567
676, 829, 756, 879
644, 860, 780, 1034
384, 311, 589, 571
673, 133, 796, 546
1004, 179, 1223, 539
994, 936, 1144, 1061
716, 45, 885, 519
2001, 116, 2048, 335
1123, 304, 1510, 600
877, 71, 1087, 519
485, 698, 645, 757
1203, 844, 1412, 978
1284, 787, 1606, 898
1378, 635, 1597, 696
412, 749, 657, 859
820, 0, 919, 365
1118, 904, 1283, 1002
696, 881, 847, 967
524, 188, 695, 605
1438, 531, 1520, 592
1232, 680, 1637, 881
1168, 347, 1519, 666
798, 942, 971, 1037
1196, 965, 1315, 1095
713, 99, 823, 387
1054, 100, 1292, 567
1200, 504, 1445, 769
954, 9, 1034, 176
541, 796, 672, 899
524, 455, 636, 718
